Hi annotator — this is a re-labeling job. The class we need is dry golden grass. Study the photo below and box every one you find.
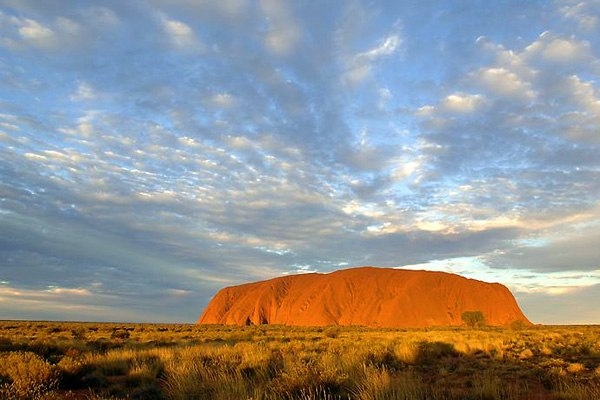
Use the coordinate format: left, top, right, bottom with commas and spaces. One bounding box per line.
0, 321, 599, 399
0, 351, 58, 399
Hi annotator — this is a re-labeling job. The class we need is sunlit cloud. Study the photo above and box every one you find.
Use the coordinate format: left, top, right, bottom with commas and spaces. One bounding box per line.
475, 67, 535, 99
440, 93, 485, 113
70, 81, 99, 101
1, 0, 600, 324
401, 258, 600, 296
18, 18, 55, 46
341, 22, 403, 86
160, 14, 203, 51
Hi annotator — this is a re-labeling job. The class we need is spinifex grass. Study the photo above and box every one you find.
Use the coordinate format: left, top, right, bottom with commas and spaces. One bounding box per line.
0, 321, 599, 399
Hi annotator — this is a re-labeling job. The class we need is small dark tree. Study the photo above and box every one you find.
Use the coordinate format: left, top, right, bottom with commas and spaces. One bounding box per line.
110, 328, 130, 340
71, 327, 86, 340
461, 311, 485, 328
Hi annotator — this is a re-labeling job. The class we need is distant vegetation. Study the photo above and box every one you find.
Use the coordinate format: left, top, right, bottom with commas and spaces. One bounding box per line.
0, 321, 599, 399
461, 310, 485, 328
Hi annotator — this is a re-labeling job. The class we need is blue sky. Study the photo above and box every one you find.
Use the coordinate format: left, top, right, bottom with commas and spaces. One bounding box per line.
1, 0, 600, 324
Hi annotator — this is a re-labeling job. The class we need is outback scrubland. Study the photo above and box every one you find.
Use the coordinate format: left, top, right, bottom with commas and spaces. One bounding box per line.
0, 321, 599, 399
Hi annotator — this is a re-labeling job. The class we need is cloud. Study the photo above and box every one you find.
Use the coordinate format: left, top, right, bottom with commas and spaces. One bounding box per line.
357, 34, 402, 60
160, 14, 203, 51
540, 36, 591, 63
260, 0, 301, 55
70, 81, 99, 101
207, 93, 236, 108
440, 93, 485, 113
559, 0, 599, 31
554, 75, 600, 142
485, 220, 600, 272
17, 17, 55, 45
0, 12, 51, 49
516, 284, 600, 324
404, 9, 600, 308
474, 67, 535, 99
416, 25, 600, 213
1, 0, 600, 324
0, 10, 89, 51
342, 31, 402, 86
0, 282, 191, 322
521, 31, 598, 74
334, 2, 403, 88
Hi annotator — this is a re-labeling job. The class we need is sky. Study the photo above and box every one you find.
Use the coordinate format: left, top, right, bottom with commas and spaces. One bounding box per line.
1, 0, 600, 324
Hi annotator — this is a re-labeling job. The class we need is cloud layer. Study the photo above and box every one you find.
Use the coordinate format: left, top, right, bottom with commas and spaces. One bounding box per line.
1, 0, 599, 323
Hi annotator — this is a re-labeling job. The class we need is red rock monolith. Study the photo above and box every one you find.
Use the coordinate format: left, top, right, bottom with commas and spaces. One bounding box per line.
198, 266, 531, 328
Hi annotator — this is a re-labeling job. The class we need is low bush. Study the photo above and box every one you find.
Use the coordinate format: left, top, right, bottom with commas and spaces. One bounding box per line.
0, 351, 58, 399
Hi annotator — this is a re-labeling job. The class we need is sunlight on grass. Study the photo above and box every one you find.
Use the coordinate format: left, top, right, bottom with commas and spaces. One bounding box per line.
0, 322, 599, 399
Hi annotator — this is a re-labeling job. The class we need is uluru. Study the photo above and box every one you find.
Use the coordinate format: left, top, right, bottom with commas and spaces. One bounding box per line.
198, 266, 531, 328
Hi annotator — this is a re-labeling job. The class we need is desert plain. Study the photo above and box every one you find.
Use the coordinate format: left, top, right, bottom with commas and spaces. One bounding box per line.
0, 320, 599, 399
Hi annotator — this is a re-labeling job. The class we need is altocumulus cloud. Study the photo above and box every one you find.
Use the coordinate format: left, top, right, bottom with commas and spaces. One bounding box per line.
1, 0, 600, 323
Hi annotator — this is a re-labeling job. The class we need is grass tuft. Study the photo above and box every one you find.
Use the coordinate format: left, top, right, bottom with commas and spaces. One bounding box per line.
0, 351, 58, 399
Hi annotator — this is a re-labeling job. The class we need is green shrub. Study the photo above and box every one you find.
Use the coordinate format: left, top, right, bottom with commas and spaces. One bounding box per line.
461, 311, 485, 328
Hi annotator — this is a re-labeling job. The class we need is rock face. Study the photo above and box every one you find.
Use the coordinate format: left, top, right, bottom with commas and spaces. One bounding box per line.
198, 267, 531, 328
